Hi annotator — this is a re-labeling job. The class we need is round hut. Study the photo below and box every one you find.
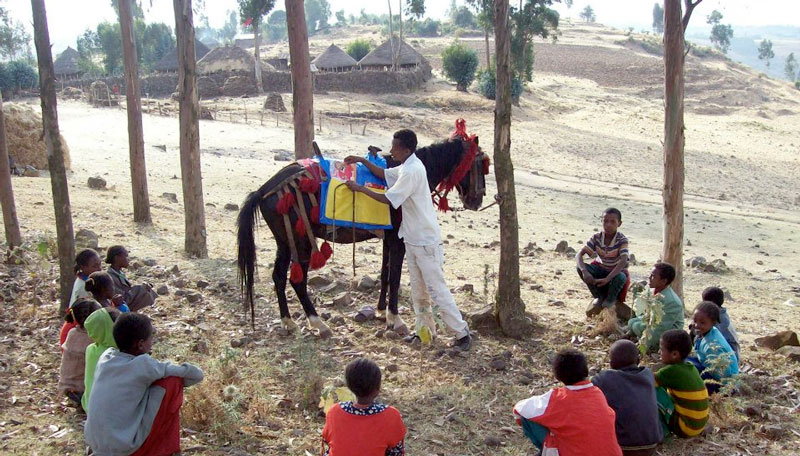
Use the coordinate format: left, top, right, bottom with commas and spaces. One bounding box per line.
358, 38, 427, 71
196, 45, 274, 75
54, 46, 82, 80
312, 44, 358, 72
154, 39, 210, 73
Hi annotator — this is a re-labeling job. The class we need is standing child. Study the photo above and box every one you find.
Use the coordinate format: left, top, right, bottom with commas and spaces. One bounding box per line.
655, 329, 709, 438
700, 287, 739, 359
58, 298, 101, 407
576, 208, 630, 317
323, 358, 406, 456
85, 313, 203, 456
59, 249, 102, 346
105, 246, 157, 312
688, 302, 739, 394
592, 340, 663, 456
81, 307, 120, 413
513, 349, 622, 456
85, 271, 130, 313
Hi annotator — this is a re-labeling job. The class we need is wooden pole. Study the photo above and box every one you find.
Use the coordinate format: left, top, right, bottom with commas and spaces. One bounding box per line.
119, 0, 152, 224
285, 0, 314, 159
254, 18, 264, 94
31, 0, 76, 312
173, 0, 208, 258
0, 97, 22, 249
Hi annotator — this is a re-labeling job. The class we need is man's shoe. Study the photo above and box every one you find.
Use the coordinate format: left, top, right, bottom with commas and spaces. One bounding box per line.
403, 334, 421, 344
454, 334, 472, 351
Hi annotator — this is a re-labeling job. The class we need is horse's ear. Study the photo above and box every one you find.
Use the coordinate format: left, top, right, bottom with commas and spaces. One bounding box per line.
474, 136, 479, 147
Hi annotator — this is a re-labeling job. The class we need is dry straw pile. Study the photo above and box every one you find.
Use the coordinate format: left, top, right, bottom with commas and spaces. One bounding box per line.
4, 103, 71, 170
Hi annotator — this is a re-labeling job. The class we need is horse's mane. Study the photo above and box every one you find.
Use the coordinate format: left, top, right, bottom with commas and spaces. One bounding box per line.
384, 139, 465, 191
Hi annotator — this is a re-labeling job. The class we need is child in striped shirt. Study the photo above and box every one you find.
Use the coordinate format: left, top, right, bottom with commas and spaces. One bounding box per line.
576, 208, 630, 317
655, 330, 709, 438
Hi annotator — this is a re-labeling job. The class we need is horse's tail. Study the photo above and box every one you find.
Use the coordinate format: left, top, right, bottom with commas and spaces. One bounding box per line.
237, 187, 264, 328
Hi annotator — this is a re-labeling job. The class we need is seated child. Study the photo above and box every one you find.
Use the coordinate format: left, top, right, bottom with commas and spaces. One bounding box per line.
60, 249, 102, 346
105, 246, 157, 312
576, 208, 630, 317
654, 329, 709, 438
513, 349, 622, 456
58, 298, 101, 407
700, 287, 739, 359
86, 271, 130, 313
592, 340, 663, 455
687, 302, 739, 394
82, 307, 120, 413
323, 358, 406, 456
85, 313, 203, 456
626, 263, 684, 353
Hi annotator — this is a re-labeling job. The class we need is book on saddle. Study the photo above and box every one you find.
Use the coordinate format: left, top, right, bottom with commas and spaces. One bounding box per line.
318, 152, 393, 230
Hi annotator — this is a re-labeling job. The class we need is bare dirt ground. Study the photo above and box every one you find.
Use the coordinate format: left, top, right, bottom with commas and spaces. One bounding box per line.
2, 22, 800, 455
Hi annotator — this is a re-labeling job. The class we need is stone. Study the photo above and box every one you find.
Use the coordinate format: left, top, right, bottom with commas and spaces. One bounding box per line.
331, 315, 346, 326
332, 292, 352, 307
554, 240, 569, 253
170, 264, 180, 275
459, 283, 474, 293
185, 292, 202, 303
230, 337, 249, 348
192, 340, 209, 354
224, 203, 239, 211
75, 228, 99, 249
222, 75, 258, 97
274, 149, 294, 162
264, 92, 286, 112
357, 275, 377, 292
156, 285, 169, 296
173, 278, 187, 288
484, 435, 502, 447
548, 299, 565, 307
162, 192, 178, 203
174, 289, 186, 297
776, 345, 800, 362
705, 259, 729, 273
22, 166, 39, 177
754, 331, 799, 351
385, 364, 399, 373
489, 358, 507, 371
307, 274, 334, 289
760, 424, 784, 440
628, 253, 637, 265
743, 404, 762, 418
687, 256, 707, 268
320, 311, 332, 320
196, 280, 209, 289
87, 176, 106, 190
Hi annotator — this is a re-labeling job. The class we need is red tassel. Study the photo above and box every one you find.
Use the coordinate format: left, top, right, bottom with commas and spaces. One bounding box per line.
290, 262, 304, 284
320, 241, 333, 260
295, 218, 306, 237
482, 156, 491, 175
437, 196, 450, 212
276, 192, 296, 215
310, 251, 327, 270
299, 177, 319, 194
310, 206, 320, 224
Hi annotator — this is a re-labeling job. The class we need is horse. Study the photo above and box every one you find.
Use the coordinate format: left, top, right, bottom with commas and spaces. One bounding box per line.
237, 137, 488, 338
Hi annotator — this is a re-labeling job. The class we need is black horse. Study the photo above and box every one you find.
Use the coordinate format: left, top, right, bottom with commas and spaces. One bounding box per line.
237, 138, 487, 337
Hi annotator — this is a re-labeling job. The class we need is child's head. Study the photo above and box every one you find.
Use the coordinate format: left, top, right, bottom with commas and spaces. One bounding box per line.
701, 286, 725, 308
648, 262, 676, 289
344, 358, 382, 403
85, 271, 115, 300
659, 329, 692, 365
105, 245, 129, 269
609, 339, 639, 369
692, 301, 720, 337
552, 349, 589, 385
113, 313, 154, 356
74, 249, 101, 276
65, 297, 101, 327
602, 208, 622, 234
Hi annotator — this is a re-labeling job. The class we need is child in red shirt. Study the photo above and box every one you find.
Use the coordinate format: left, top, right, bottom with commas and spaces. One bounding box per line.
323, 358, 406, 456
513, 349, 622, 456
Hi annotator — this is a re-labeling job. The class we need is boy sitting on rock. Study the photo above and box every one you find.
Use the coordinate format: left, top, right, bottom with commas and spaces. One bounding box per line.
626, 263, 684, 353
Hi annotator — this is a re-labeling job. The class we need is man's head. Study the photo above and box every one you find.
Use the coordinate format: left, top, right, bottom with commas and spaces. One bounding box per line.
609, 339, 640, 369
602, 208, 622, 235
701, 286, 725, 308
552, 349, 589, 385
390, 129, 418, 162
648, 262, 676, 290
659, 329, 692, 364
345, 358, 382, 403
692, 301, 720, 337
113, 313, 154, 356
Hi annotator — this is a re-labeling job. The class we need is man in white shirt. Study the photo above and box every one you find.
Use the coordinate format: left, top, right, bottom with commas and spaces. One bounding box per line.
344, 129, 472, 351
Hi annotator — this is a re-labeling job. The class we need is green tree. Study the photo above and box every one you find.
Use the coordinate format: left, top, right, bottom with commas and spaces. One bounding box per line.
97, 22, 123, 74
0, 5, 32, 61
442, 41, 479, 91
511, 0, 559, 82
264, 10, 287, 42
306, 0, 331, 34
707, 10, 733, 54
140, 23, 175, 71
77, 28, 104, 74
219, 10, 239, 44
786, 52, 798, 81
652, 3, 664, 34
452, 6, 477, 28
580, 5, 595, 22
476, 67, 523, 102
238, 0, 275, 94
346, 38, 372, 61
335, 9, 346, 25
757, 39, 774, 69
466, 0, 494, 67
410, 18, 440, 37
0, 60, 37, 96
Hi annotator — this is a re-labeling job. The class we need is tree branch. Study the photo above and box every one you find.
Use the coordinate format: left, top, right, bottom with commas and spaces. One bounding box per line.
682, 0, 702, 32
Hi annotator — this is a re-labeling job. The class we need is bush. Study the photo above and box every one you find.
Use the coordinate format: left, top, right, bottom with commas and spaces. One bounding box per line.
795, 81, 800, 90
0, 61, 38, 98
441, 42, 479, 91
346, 39, 372, 62
410, 18, 440, 37
476, 68, 523, 102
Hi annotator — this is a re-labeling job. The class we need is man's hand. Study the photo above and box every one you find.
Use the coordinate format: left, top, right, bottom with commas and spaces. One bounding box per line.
595, 277, 610, 287
343, 156, 364, 165
344, 180, 362, 192
582, 274, 597, 286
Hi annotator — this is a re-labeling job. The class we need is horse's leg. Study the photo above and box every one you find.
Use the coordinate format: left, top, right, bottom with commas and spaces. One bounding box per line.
386, 236, 409, 336
273, 243, 297, 332
291, 261, 333, 339
377, 237, 391, 320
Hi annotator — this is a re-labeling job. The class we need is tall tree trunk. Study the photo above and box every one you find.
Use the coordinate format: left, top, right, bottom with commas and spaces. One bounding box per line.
31, 0, 76, 312
285, 0, 314, 159
484, 27, 491, 68
387, 0, 397, 71
253, 18, 263, 94
662, 0, 685, 300
119, 0, 151, 224
0, 97, 22, 250
397, 0, 403, 67
173, 0, 208, 258
493, 0, 531, 337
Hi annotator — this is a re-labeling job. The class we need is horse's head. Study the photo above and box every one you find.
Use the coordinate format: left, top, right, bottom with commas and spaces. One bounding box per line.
453, 137, 488, 211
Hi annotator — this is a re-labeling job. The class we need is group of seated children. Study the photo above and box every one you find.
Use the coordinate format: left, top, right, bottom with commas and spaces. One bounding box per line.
58, 248, 201, 455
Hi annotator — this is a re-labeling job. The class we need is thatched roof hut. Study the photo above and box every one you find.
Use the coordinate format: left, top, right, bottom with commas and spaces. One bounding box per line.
154, 40, 209, 72
54, 47, 81, 79
358, 38, 426, 69
197, 45, 274, 75
312, 44, 357, 72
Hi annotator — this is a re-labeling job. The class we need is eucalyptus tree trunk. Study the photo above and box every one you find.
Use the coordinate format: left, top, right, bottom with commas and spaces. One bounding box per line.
31, 0, 76, 311
285, 0, 314, 159
253, 17, 264, 94
0, 97, 22, 250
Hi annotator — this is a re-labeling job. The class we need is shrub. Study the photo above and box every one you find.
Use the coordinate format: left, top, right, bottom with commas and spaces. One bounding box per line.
441, 42, 479, 91
476, 67, 523, 102
346, 39, 372, 62
795, 81, 800, 90
0, 60, 38, 98
411, 18, 440, 37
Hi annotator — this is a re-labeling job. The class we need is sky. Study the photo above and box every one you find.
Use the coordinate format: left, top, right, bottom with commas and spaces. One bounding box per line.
4, 0, 800, 53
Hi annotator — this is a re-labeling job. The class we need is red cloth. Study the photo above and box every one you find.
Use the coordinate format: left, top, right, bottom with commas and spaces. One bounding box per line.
59, 321, 78, 349
130, 376, 184, 456
323, 403, 406, 456
590, 261, 631, 303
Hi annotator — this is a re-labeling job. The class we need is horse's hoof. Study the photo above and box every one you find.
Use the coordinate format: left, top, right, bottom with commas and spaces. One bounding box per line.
281, 318, 298, 332
308, 316, 333, 339
376, 309, 386, 322
319, 328, 333, 339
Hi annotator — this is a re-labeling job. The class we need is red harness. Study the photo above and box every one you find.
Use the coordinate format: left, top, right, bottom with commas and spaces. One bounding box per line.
433, 118, 489, 212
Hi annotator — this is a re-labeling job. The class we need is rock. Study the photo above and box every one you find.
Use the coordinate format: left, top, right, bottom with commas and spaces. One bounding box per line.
274, 149, 294, 162
170, 264, 180, 275
760, 424, 784, 440
548, 299, 565, 307
489, 358, 507, 371
264, 92, 286, 112
320, 281, 346, 294
224, 203, 239, 211
87, 176, 107, 190
307, 274, 333, 289
743, 404, 762, 418
628, 253, 637, 265
754, 331, 799, 351
687, 256, 707, 268
484, 435, 502, 447
185, 292, 202, 303
554, 240, 569, 253
192, 340, 208, 354
222, 75, 258, 97
459, 283, 474, 293
173, 278, 187, 288
357, 275, 377, 292
564, 246, 576, 255
156, 285, 169, 296
196, 280, 209, 289
776, 345, 800, 362
143, 258, 157, 266
174, 289, 186, 297
705, 259, 729, 273
162, 192, 178, 203
75, 228, 99, 249
331, 315, 346, 326
374, 329, 384, 338
385, 364, 399, 373
22, 166, 39, 177
320, 311, 331, 320
385, 331, 400, 340
332, 292, 352, 307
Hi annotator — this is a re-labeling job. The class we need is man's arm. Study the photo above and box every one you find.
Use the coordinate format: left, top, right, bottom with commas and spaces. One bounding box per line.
344, 180, 391, 205
576, 246, 597, 286
343, 155, 385, 180
596, 255, 628, 287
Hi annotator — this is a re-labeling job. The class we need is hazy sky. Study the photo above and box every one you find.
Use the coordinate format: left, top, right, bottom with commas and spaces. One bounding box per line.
5, 0, 800, 53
